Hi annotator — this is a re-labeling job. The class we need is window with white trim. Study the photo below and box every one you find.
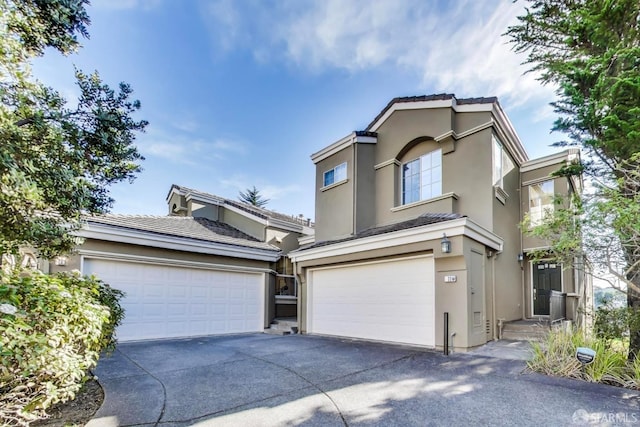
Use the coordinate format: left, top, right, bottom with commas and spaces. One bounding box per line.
529, 180, 554, 226
402, 148, 442, 205
323, 162, 347, 187
492, 136, 514, 188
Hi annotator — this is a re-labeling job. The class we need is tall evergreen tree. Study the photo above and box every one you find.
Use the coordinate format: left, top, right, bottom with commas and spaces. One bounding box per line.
507, 0, 640, 357
239, 186, 269, 208
0, 0, 147, 258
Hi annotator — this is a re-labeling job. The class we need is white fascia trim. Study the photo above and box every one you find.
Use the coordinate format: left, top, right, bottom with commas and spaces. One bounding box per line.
433, 121, 494, 143
298, 234, 316, 246
522, 245, 552, 252
374, 158, 401, 170
368, 99, 456, 131
390, 192, 459, 213
80, 250, 275, 274
522, 176, 557, 187
186, 192, 224, 206
320, 178, 349, 192
520, 149, 580, 173
223, 203, 268, 226
289, 217, 503, 262
267, 217, 303, 233
311, 132, 378, 164
455, 103, 494, 113
165, 186, 185, 203
354, 135, 377, 144
492, 104, 529, 165
78, 224, 280, 262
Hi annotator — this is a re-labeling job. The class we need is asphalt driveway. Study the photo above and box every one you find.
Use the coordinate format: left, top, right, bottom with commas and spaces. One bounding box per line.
88, 334, 640, 426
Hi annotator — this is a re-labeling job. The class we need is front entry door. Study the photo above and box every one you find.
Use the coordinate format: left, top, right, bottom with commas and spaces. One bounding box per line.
533, 261, 562, 316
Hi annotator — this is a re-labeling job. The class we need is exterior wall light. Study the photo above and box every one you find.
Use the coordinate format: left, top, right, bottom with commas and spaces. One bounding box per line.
517, 253, 524, 262
441, 234, 451, 254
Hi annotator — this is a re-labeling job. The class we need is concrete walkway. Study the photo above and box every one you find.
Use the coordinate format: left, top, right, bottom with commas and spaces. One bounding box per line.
88, 334, 640, 426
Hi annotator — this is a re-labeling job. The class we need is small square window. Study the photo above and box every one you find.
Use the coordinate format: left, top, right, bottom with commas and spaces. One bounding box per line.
323, 162, 347, 187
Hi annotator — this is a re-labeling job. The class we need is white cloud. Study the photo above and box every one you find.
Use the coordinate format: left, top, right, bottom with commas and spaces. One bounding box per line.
136, 127, 248, 165
201, 0, 555, 108
91, 0, 162, 11
220, 175, 301, 203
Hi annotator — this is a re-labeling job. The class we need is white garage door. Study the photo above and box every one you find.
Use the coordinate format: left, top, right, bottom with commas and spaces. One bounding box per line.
84, 259, 264, 341
308, 256, 434, 346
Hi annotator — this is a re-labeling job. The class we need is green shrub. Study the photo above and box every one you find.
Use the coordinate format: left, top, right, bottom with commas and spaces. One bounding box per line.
0, 269, 124, 425
529, 326, 640, 389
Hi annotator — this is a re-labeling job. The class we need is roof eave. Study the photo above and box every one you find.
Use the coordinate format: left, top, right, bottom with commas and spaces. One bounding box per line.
289, 217, 502, 263
79, 222, 281, 262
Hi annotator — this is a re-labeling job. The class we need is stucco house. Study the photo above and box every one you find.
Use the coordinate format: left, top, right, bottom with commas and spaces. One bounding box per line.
46, 185, 313, 341
289, 94, 589, 350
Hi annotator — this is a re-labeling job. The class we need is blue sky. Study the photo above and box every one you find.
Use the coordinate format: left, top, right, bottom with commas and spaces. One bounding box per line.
33, 0, 561, 220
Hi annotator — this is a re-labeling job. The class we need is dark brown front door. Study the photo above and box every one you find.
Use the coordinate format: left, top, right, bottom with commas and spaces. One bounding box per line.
533, 261, 562, 316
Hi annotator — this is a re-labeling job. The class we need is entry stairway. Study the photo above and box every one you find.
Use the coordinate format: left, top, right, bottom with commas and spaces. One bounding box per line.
264, 317, 298, 335
500, 319, 551, 341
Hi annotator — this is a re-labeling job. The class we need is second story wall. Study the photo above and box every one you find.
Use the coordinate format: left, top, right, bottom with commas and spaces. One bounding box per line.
221, 207, 266, 241
315, 145, 354, 242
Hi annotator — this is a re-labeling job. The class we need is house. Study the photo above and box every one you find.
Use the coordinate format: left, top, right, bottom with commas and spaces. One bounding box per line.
289, 94, 588, 350
46, 184, 313, 341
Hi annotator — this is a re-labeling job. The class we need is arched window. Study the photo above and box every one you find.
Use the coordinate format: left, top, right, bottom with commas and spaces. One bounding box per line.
402, 148, 442, 205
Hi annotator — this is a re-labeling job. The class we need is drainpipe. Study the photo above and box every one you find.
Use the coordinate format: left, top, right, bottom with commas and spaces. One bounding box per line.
491, 252, 497, 341
292, 259, 303, 332
352, 142, 358, 234
519, 177, 526, 320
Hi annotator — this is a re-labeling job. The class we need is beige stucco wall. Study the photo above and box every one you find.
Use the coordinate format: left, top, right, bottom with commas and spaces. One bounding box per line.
370, 116, 495, 230
373, 109, 453, 163
354, 143, 376, 232
314, 146, 354, 241
492, 144, 525, 322
189, 201, 220, 220
221, 207, 266, 241
167, 193, 188, 216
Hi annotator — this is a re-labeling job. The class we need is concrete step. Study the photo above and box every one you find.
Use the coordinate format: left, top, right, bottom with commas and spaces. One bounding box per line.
264, 328, 291, 336
264, 318, 298, 335
501, 319, 550, 341
501, 330, 548, 341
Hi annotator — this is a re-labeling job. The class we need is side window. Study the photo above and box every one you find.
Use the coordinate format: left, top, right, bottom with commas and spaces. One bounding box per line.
493, 136, 514, 188
323, 162, 347, 187
402, 148, 442, 205
529, 180, 555, 225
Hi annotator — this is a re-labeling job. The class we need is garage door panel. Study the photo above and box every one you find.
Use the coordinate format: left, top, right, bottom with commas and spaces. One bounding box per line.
84, 259, 264, 341
308, 256, 434, 347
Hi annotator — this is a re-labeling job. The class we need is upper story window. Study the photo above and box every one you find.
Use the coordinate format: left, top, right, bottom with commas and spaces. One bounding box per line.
493, 136, 514, 189
402, 148, 442, 205
323, 162, 347, 187
529, 180, 554, 226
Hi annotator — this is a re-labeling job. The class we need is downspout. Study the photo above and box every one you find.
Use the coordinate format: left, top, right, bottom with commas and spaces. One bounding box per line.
491, 252, 498, 341
352, 141, 358, 234
293, 259, 304, 333
519, 173, 526, 320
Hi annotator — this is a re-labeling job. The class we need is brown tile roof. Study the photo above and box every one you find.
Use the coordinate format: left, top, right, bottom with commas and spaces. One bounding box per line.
298, 213, 465, 251
85, 215, 280, 252
170, 184, 314, 228
364, 94, 498, 131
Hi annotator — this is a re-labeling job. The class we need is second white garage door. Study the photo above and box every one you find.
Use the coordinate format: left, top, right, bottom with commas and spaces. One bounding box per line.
84, 258, 264, 341
307, 256, 435, 347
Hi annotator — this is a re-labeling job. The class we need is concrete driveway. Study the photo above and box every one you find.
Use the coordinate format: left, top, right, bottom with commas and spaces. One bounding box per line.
88, 334, 640, 426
